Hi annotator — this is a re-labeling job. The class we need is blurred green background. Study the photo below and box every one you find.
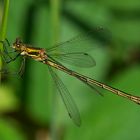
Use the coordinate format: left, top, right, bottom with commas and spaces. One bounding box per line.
0, 0, 140, 140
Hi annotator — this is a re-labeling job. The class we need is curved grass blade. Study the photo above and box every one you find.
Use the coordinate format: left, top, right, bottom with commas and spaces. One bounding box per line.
48, 66, 81, 126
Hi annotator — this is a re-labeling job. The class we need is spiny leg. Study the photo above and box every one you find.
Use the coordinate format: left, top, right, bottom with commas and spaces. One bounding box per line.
18, 57, 26, 77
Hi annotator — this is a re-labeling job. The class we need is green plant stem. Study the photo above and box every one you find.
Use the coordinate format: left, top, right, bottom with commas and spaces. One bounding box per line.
50, 0, 61, 44
0, 0, 9, 83
50, 0, 61, 139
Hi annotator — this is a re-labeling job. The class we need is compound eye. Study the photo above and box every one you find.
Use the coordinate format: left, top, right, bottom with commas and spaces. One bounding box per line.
16, 44, 20, 47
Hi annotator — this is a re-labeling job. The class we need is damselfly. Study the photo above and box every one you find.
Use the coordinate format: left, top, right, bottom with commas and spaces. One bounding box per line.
0, 31, 140, 126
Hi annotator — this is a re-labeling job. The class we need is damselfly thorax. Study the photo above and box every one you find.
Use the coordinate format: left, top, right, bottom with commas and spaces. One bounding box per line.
12, 38, 48, 61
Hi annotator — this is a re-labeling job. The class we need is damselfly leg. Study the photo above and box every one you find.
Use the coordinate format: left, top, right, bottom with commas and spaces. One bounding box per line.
0, 39, 25, 78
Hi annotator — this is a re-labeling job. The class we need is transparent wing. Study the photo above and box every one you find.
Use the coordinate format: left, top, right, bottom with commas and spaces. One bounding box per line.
47, 29, 106, 67
48, 52, 96, 68
48, 66, 81, 126
80, 77, 103, 96
47, 29, 104, 54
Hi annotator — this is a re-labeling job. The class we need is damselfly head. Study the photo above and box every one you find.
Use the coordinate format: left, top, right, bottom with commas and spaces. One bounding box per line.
13, 37, 23, 50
